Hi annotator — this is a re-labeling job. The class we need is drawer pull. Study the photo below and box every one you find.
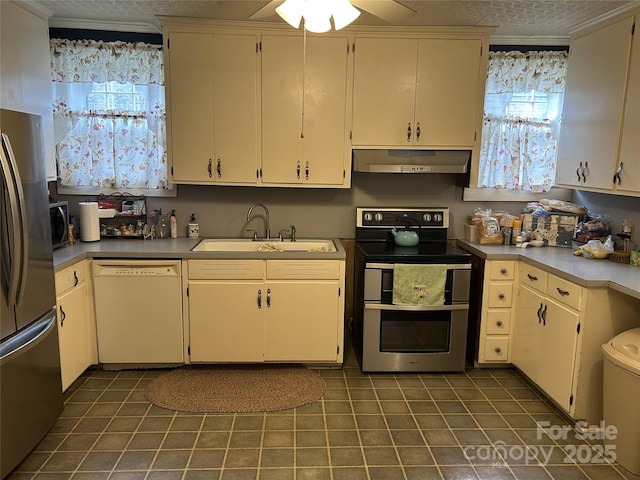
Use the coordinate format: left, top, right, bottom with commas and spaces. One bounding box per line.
556, 288, 570, 296
267, 288, 271, 308
257, 289, 262, 309
73, 270, 79, 287
496, 320, 503, 327
537, 303, 544, 323
527, 273, 537, 281
59, 306, 66, 327
498, 293, 505, 301
494, 347, 502, 354
541, 305, 547, 326
500, 268, 508, 275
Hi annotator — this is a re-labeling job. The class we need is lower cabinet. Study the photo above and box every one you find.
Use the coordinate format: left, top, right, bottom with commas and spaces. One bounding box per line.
55, 260, 98, 391
187, 259, 345, 364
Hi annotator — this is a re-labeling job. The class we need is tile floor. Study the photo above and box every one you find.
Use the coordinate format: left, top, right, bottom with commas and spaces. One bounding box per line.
8, 340, 640, 480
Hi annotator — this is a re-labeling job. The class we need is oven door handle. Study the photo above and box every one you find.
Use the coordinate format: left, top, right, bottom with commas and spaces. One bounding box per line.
364, 263, 471, 270
364, 303, 469, 312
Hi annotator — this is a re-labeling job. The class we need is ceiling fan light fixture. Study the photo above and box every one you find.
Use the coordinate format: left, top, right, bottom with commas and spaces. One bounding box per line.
275, 0, 304, 29
332, 0, 361, 30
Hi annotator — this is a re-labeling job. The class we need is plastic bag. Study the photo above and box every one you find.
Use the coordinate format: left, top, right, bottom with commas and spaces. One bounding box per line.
574, 235, 615, 259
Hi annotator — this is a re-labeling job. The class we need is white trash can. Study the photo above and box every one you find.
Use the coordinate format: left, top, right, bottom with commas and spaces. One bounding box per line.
602, 327, 640, 476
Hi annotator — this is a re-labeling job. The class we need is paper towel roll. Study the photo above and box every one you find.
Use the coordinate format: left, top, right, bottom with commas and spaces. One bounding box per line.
79, 202, 100, 242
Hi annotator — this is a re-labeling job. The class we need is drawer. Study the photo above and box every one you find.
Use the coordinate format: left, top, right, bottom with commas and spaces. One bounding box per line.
487, 283, 513, 308
547, 274, 582, 310
485, 310, 511, 335
489, 261, 515, 281
267, 260, 340, 280
55, 261, 87, 295
188, 260, 265, 280
519, 263, 548, 294
484, 337, 509, 362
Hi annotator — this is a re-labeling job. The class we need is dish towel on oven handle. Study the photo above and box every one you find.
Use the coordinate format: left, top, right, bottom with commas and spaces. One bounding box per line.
392, 263, 446, 306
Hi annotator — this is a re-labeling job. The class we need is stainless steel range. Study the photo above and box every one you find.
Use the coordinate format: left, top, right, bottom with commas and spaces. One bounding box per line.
352, 207, 471, 372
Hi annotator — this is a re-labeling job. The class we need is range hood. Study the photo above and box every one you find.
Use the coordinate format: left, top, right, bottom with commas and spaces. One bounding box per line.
353, 149, 470, 174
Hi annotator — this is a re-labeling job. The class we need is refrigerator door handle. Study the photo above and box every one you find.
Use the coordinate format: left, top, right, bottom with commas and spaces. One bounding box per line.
0, 311, 56, 363
0, 133, 24, 311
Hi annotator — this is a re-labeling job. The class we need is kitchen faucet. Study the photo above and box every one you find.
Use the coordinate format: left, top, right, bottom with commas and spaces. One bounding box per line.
246, 203, 270, 239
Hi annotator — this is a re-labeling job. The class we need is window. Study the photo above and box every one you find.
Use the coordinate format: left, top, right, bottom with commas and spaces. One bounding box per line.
51, 39, 170, 195
478, 50, 568, 192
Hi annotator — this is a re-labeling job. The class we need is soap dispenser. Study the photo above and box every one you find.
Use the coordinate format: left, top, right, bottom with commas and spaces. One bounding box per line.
187, 213, 200, 239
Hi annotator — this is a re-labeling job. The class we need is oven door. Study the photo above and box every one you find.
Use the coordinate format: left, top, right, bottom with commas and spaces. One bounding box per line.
361, 304, 469, 372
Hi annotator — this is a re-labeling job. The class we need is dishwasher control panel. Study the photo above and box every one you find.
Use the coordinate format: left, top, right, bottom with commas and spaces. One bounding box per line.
111, 267, 174, 276
93, 261, 181, 277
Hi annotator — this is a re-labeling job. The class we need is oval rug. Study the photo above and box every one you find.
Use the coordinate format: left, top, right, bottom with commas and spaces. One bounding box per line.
145, 364, 326, 413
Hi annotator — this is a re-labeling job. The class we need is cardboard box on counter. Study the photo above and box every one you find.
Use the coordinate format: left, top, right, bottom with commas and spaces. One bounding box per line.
522, 213, 582, 247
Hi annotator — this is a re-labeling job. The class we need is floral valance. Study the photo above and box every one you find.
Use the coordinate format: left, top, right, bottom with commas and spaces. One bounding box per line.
50, 38, 164, 85
486, 51, 568, 94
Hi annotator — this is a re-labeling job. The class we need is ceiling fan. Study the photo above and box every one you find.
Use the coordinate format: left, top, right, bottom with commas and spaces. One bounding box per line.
250, 0, 416, 29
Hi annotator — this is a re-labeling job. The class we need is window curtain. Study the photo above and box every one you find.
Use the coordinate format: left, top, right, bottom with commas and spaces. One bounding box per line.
51, 39, 168, 190
479, 51, 568, 192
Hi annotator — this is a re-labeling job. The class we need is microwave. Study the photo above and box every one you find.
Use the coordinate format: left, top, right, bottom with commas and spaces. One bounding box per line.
49, 201, 69, 249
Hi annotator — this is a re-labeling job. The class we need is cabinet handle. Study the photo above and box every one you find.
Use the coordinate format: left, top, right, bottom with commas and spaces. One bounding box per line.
541, 305, 547, 326
305, 161, 309, 181
527, 273, 538, 281
216, 159, 222, 178
257, 289, 262, 309
296, 161, 301, 180
416, 122, 421, 141
208, 159, 213, 178
613, 162, 623, 185
496, 320, 503, 328
556, 287, 570, 296
267, 288, 271, 308
500, 268, 508, 275
59, 305, 66, 327
73, 270, 79, 287
576, 161, 583, 182
407, 123, 412, 142
498, 293, 505, 301
537, 303, 544, 323
582, 161, 588, 183
494, 347, 502, 354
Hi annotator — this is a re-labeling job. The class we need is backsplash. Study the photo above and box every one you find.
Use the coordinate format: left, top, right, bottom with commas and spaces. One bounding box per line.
50, 177, 640, 242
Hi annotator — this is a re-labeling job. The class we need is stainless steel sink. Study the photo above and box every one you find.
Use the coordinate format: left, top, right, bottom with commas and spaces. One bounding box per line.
191, 238, 337, 253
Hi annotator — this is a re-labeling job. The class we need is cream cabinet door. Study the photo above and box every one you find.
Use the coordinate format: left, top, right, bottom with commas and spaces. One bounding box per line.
168, 33, 259, 184
57, 283, 92, 391
414, 38, 481, 147
556, 16, 634, 189
615, 12, 640, 195
188, 281, 264, 362
167, 32, 215, 182
261, 35, 349, 185
264, 281, 339, 362
352, 37, 418, 146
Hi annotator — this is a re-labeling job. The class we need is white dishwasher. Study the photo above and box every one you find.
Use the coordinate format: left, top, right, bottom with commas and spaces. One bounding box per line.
93, 260, 183, 365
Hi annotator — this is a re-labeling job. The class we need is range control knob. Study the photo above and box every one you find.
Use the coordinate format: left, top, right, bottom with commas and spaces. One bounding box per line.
434, 213, 443, 223
423, 213, 432, 223
374, 213, 384, 222
364, 213, 373, 222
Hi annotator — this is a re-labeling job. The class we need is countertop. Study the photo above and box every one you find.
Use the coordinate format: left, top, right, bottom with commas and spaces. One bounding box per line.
457, 240, 640, 300
53, 237, 347, 271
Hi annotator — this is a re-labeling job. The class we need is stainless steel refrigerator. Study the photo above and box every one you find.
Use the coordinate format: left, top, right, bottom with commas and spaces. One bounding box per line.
1, 109, 63, 478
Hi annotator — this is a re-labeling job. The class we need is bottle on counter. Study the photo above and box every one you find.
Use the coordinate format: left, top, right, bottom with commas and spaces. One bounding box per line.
187, 213, 200, 239
512, 219, 522, 245
170, 210, 178, 239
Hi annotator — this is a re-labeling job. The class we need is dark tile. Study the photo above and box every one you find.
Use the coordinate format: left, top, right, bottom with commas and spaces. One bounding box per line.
351, 401, 381, 415
137, 417, 172, 432
360, 430, 392, 447
72, 418, 111, 434
502, 414, 538, 429
294, 468, 330, 480
260, 448, 294, 468
368, 466, 405, 480
475, 466, 516, 480
472, 414, 508, 429
443, 414, 478, 429
296, 448, 329, 467
14, 452, 51, 472
228, 432, 261, 448
78, 452, 121, 471
105, 417, 142, 433
402, 389, 431, 401
296, 415, 325, 430
544, 466, 589, 480
170, 416, 204, 431
220, 469, 257, 480
507, 466, 552, 480
380, 401, 410, 415
376, 389, 405, 400
482, 389, 513, 400
436, 401, 467, 414
201, 416, 234, 431
430, 389, 458, 400
97, 390, 130, 403
484, 429, 524, 445
114, 450, 156, 470
262, 431, 294, 447
327, 431, 360, 447
161, 432, 197, 449
152, 450, 190, 469
386, 415, 417, 429
34, 434, 67, 452
296, 431, 327, 447
60, 403, 92, 417
455, 389, 485, 401
424, 429, 457, 446
146, 472, 184, 480
106, 471, 146, 480
184, 471, 221, 480
396, 446, 434, 465
325, 415, 355, 430
440, 465, 478, 479
324, 401, 353, 414
348, 389, 376, 400
188, 449, 225, 468
331, 467, 368, 480
323, 389, 349, 400
404, 466, 443, 480
408, 401, 438, 414
41, 452, 86, 471
430, 447, 471, 465
415, 414, 448, 430
329, 447, 364, 466
223, 449, 259, 468
58, 434, 99, 451
264, 416, 293, 430
453, 429, 490, 446
116, 404, 149, 417
390, 430, 425, 446
363, 447, 399, 465
72, 473, 110, 480
258, 469, 293, 480
355, 415, 387, 430
581, 465, 630, 480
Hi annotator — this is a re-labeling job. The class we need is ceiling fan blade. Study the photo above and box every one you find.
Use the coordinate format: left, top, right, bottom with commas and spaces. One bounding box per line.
351, 0, 416, 23
249, 0, 283, 19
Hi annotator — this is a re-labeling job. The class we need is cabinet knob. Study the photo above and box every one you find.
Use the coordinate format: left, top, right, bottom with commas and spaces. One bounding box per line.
267, 288, 271, 308
498, 293, 505, 301
216, 159, 222, 178
494, 347, 502, 354
416, 122, 421, 141
576, 161, 583, 183
257, 289, 262, 309
582, 161, 588, 183
527, 273, 538, 281
500, 268, 508, 275
73, 270, 79, 287
407, 123, 412, 142
207, 159, 213, 178
296, 160, 301, 179
496, 320, 503, 327
556, 287, 570, 296
305, 161, 310, 181
613, 162, 623, 185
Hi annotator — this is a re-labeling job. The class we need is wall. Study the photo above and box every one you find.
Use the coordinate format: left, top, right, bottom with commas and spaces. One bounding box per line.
51, 174, 564, 240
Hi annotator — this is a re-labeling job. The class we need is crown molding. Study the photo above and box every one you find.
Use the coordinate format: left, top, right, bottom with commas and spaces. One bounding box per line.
16, 0, 54, 19
568, 0, 640, 36
490, 35, 569, 46
48, 17, 161, 33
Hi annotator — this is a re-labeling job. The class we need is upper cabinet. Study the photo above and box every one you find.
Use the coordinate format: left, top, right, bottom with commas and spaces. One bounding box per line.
261, 34, 351, 187
0, 1, 56, 180
165, 31, 260, 185
351, 36, 486, 149
556, 9, 640, 196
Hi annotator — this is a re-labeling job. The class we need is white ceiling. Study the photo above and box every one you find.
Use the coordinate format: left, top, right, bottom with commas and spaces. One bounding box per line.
33, 0, 640, 43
